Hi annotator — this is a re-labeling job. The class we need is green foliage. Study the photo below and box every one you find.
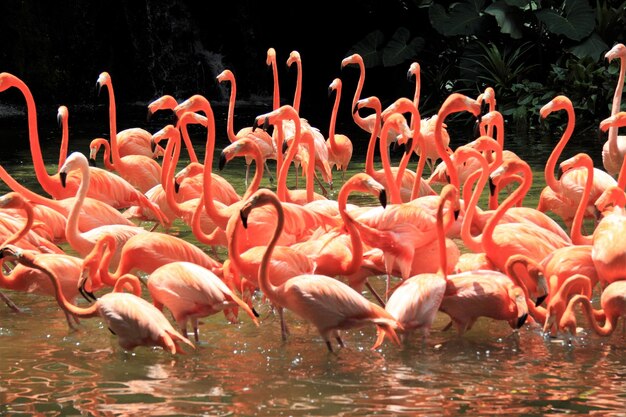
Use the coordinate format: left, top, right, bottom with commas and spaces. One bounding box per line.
347, 27, 425, 68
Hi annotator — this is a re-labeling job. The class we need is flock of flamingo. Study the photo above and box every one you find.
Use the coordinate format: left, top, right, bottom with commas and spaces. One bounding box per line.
0, 43, 625, 355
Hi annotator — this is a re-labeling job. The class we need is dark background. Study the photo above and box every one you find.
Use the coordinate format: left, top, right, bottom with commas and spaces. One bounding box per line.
0, 0, 427, 130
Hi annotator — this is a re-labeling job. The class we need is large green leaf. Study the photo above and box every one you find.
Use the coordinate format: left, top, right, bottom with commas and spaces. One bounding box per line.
346, 30, 385, 68
569, 33, 609, 61
535, 0, 595, 41
504, 0, 534, 8
485, 1, 525, 39
429, 0, 488, 36
382, 27, 425, 67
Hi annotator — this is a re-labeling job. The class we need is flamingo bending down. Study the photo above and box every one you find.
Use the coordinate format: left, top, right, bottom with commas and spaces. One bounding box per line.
147, 261, 259, 342
239, 188, 403, 352
560, 280, 626, 337
1, 246, 194, 354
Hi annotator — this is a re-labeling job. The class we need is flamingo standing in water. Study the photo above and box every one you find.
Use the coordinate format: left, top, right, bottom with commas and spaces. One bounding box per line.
239, 188, 403, 352
147, 261, 259, 342
602, 43, 626, 177
1, 245, 194, 354
560, 280, 626, 337
217, 69, 276, 187
326, 78, 353, 183
376, 184, 460, 345
96, 72, 162, 193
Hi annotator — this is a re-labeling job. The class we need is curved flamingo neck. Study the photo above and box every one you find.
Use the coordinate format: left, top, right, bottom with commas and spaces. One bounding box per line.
221, 71, 239, 144
327, 80, 341, 149
570, 156, 594, 245
379, 116, 404, 204
100, 77, 122, 167
1, 199, 34, 247
573, 295, 614, 336
58, 107, 69, 169
436, 188, 456, 277
176, 118, 200, 164
113, 274, 142, 295
545, 103, 575, 192
348, 56, 368, 131
7, 75, 56, 195
361, 98, 382, 178
92, 139, 115, 171
299, 130, 316, 203
161, 128, 187, 218
275, 111, 302, 202
410, 132, 429, 200
64, 158, 92, 253
435, 106, 459, 190
483, 162, 532, 251
608, 54, 625, 145
0, 165, 64, 212
234, 140, 264, 200
504, 256, 545, 321
257, 193, 284, 297
387, 100, 420, 192
411, 64, 421, 111
288, 53, 302, 113
267, 49, 281, 111
458, 150, 490, 253
336, 178, 366, 276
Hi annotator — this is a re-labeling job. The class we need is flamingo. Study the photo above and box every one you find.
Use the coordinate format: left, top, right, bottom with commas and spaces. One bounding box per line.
146, 94, 191, 161
1, 245, 194, 354
376, 184, 460, 345
59, 152, 148, 268
239, 188, 403, 352
600, 111, 626, 187
538, 95, 616, 228
146, 261, 259, 342
217, 69, 276, 186
542, 274, 593, 337
601, 43, 626, 176
590, 185, 626, 286
96, 72, 162, 193
56, 106, 69, 170
326, 78, 353, 183
560, 280, 626, 337
340, 53, 379, 135
0, 73, 164, 216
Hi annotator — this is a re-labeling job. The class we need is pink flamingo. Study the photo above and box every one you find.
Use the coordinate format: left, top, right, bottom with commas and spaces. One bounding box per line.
2, 246, 194, 354
217, 69, 276, 186
147, 261, 259, 342
601, 43, 626, 176
239, 188, 403, 352
326, 78, 353, 182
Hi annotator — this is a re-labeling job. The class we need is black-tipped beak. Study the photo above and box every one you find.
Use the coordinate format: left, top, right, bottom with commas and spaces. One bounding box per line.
150, 139, 157, 154
352, 103, 358, 114
253, 116, 261, 131
174, 179, 181, 193
219, 152, 227, 170
240, 211, 249, 229
379, 190, 387, 208
282, 140, 289, 154
57, 113, 62, 127
453, 209, 460, 220
595, 207, 602, 220
263, 117, 270, 132
516, 313, 528, 329
444, 174, 451, 185
557, 167, 564, 181
328, 86, 333, 97
488, 178, 496, 195
252, 307, 260, 317
59, 172, 67, 188
88, 158, 97, 167
407, 69, 413, 82
96, 82, 102, 97
404, 138, 413, 152
79, 285, 97, 303
535, 294, 547, 307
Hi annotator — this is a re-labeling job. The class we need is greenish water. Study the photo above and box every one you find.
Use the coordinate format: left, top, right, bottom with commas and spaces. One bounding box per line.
0, 105, 624, 416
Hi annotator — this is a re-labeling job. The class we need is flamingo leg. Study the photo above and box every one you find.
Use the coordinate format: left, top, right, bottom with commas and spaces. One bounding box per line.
264, 161, 275, 184
0, 290, 22, 312
365, 280, 386, 307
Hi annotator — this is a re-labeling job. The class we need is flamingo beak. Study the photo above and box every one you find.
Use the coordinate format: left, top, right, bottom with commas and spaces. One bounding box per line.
378, 190, 387, 208
240, 211, 249, 229
352, 103, 359, 115
174, 179, 181, 193
453, 209, 460, 220
252, 307, 260, 317
488, 178, 496, 195
535, 294, 547, 307
88, 158, 97, 167
516, 313, 528, 328
150, 139, 157, 154
59, 172, 68, 188
282, 140, 289, 154
219, 151, 227, 171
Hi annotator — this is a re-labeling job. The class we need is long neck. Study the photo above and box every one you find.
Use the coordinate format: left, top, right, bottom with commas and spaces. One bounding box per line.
379, 120, 402, 204
483, 164, 532, 253
608, 56, 626, 146
97, 236, 122, 286
65, 160, 93, 253
436, 193, 451, 277
351, 59, 368, 131
504, 257, 545, 322
337, 182, 364, 276
410, 133, 428, 200
58, 109, 68, 169
276, 116, 302, 202
13, 77, 56, 195
164, 132, 187, 218
113, 274, 142, 295
364, 100, 382, 177
544, 105, 575, 192
435, 107, 459, 190
95, 139, 115, 170
200, 108, 229, 229
258, 197, 284, 299
102, 79, 122, 167
291, 59, 302, 113
224, 74, 238, 143
2, 202, 34, 247
269, 55, 281, 111
570, 158, 594, 245
300, 131, 316, 203
0, 165, 64, 212
241, 145, 264, 200
575, 295, 615, 336
459, 155, 490, 253
179, 123, 199, 163
394, 105, 420, 192
327, 83, 340, 149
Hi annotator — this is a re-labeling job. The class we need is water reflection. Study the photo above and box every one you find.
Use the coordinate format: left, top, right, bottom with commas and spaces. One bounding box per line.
0, 108, 625, 416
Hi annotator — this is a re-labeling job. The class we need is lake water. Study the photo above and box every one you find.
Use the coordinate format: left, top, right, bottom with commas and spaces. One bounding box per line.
1, 103, 624, 416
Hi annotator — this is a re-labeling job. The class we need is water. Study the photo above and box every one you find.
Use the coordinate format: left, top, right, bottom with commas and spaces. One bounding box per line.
1, 104, 625, 416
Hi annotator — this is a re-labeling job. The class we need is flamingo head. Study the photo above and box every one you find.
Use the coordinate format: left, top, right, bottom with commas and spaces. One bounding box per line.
600, 112, 626, 132
540, 95, 571, 119
605, 43, 626, 63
